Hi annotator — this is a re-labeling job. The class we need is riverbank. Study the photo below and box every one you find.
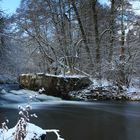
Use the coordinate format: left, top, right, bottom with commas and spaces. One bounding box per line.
69, 83, 140, 101
0, 75, 140, 102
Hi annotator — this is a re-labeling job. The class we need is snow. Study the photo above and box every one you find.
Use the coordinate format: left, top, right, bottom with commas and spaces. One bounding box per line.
92, 79, 112, 87
38, 87, 45, 94
0, 123, 64, 140
30, 113, 38, 118
130, 1, 140, 15
45, 73, 86, 78
0, 123, 46, 140
20, 73, 87, 78
126, 87, 140, 93
124, 87, 140, 101
20, 74, 33, 76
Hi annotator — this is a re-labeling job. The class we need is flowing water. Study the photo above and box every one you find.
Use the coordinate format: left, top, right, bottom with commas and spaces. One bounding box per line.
0, 85, 140, 140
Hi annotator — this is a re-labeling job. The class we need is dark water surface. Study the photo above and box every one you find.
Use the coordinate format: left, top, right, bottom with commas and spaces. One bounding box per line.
0, 86, 140, 140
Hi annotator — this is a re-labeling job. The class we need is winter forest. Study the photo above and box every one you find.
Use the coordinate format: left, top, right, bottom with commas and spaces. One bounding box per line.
0, 0, 140, 89
0, 0, 139, 86
0, 0, 140, 140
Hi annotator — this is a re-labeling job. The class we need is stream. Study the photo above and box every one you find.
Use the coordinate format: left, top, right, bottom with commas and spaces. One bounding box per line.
0, 84, 140, 140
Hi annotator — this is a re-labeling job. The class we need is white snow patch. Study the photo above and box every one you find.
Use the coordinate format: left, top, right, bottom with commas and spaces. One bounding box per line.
126, 87, 140, 93
130, 1, 140, 15
0, 123, 64, 140
38, 87, 45, 94
20, 73, 86, 78
45, 73, 86, 78
92, 79, 112, 87
125, 86, 140, 101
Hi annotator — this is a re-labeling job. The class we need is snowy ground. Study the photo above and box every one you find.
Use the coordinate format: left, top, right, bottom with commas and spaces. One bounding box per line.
69, 79, 140, 101
0, 122, 64, 140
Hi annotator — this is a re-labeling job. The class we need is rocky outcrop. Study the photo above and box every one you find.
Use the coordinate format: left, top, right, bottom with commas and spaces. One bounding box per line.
19, 73, 92, 97
69, 84, 140, 101
69, 86, 130, 101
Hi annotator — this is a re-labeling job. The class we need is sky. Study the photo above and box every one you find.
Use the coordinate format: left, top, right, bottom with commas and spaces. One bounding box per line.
99, 0, 109, 5
131, 1, 140, 15
1, 0, 21, 14
0, 0, 107, 15
0, 0, 108, 15
99, 0, 140, 15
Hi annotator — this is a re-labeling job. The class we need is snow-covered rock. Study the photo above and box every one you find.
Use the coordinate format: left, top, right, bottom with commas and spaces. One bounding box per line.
69, 80, 140, 101
19, 73, 92, 97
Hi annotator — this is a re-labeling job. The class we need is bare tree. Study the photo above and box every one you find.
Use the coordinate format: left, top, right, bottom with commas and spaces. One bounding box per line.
71, 0, 93, 66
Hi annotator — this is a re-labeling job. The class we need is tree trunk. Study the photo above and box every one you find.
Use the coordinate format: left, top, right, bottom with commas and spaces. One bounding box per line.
108, 0, 115, 63
117, 0, 127, 88
71, 0, 93, 66
91, 0, 100, 64
120, 0, 125, 61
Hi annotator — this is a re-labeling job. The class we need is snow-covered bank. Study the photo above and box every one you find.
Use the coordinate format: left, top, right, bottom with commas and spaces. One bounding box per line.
0, 122, 64, 140
0, 77, 140, 103
69, 79, 140, 101
0, 123, 46, 140
125, 87, 140, 101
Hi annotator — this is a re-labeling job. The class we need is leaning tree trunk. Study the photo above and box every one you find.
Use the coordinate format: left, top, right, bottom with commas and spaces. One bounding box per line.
71, 0, 93, 67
